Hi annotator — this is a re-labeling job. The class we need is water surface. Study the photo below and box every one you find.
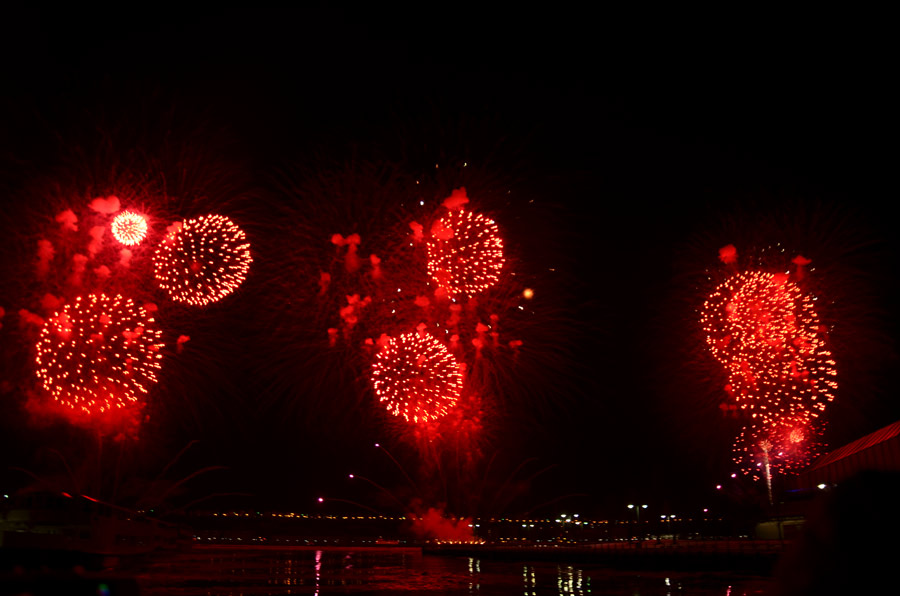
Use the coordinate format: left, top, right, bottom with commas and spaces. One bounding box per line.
131, 546, 773, 595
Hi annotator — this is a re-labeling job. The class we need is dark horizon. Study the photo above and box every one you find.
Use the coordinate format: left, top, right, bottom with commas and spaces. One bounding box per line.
2, 8, 897, 523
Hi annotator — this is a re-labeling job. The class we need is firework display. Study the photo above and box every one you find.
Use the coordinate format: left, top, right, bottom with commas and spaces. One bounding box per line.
732, 415, 821, 480
371, 332, 463, 423
1, 139, 257, 431
426, 208, 505, 298
282, 180, 533, 438
34, 293, 164, 414
111, 210, 149, 246
701, 261, 838, 488
153, 214, 252, 306
701, 270, 837, 424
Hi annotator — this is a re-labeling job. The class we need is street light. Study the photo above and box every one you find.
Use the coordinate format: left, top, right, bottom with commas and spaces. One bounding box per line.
627, 504, 648, 539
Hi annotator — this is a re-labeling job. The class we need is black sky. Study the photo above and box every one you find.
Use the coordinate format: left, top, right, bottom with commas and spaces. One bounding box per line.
2, 8, 897, 519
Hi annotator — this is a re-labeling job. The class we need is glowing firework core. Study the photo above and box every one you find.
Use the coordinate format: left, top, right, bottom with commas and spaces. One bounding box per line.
370, 332, 463, 423
110, 211, 149, 246
34, 294, 164, 414
153, 214, 252, 306
426, 209, 504, 298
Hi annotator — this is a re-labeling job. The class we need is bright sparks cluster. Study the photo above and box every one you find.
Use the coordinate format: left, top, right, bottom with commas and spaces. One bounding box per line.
732, 415, 821, 480
701, 271, 837, 423
110, 210, 149, 246
701, 270, 837, 477
426, 209, 505, 298
34, 294, 164, 414
153, 214, 252, 306
370, 332, 463, 423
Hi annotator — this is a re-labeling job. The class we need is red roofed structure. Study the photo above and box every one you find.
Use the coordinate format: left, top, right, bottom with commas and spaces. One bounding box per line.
789, 420, 900, 489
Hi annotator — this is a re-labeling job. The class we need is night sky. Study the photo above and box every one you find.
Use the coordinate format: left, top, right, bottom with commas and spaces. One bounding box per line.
2, 8, 897, 521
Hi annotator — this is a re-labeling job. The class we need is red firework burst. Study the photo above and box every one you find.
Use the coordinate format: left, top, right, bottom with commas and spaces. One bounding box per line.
110, 211, 149, 246
370, 332, 463, 423
700, 270, 837, 424
426, 208, 505, 298
153, 214, 252, 306
732, 415, 822, 480
34, 293, 164, 414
